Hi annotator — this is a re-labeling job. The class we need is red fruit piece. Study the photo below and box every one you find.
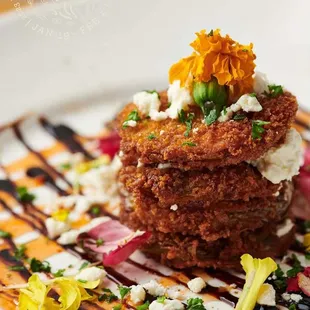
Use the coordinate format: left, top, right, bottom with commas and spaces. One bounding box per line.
98, 131, 121, 159
287, 276, 299, 292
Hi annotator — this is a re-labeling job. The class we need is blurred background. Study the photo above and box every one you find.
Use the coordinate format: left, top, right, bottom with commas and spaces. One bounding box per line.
0, 0, 309, 124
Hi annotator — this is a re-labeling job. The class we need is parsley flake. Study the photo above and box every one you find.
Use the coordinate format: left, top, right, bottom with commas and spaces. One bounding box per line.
233, 114, 246, 121
90, 205, 101, 216
185, 113, 195, 137
157, 296, 166, 304
118, 285, 131, 299
148, 133, 156, 140
9, 265, 26, 271
187, 297, 206, 310
29, 258, 51, 273
251, 120, 270, 140
98, 288, 118, 303
17, 186, 36, 203
305, 253, 310, 260
205, 108, 218, 125
123, 110, 141, 128
113, 305, 122, 310
265, 84, 284, 98
137, 301, 150, 310
14, 245, 27, 260
96, 238, 104, 247
286, 254, 303, 278
79, 262, 89, 271
78, 279, 87, 283
0, 230, 11, 239
178, 109, 186, 123
60, 163, 72, 170
182, 141, 196, 147
249, 93, 257, 97
289, 304, 297, 310
53, 268, 65, 277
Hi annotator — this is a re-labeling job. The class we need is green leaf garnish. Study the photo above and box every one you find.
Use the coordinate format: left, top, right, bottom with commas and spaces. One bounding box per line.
233, 114, 246, 121
265, 84, 284, 98
98, 289, 118, 303
14, 244, 27, 260
289, 304, 297, 310
205, 109, 217, 125
96, 238, 104, 247
17, 186, 36, 203
29, 258, 51, 273
113, 305, 122, 310
185, 113, 195, 137
0, 229, 11, 238
182, 141, 196, 147
118, 285, 131, 299
60, 163, 72, 170
249, 93, 257, 97
123, 110, 141, 128
78, 279, 87, 283
187, 297, 206, 310
178, 109, 186, 123
137, 301, 150, 310
251, 120, 270, 140
305, 253, 310, 260
286, 254, 303, 278
53, 268, 65, 277
79, 262, 90, 271
157, 296, 166, 304
148, 133, 156, 140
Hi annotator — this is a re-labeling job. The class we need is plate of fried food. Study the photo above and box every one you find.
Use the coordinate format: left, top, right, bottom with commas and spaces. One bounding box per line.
1, 28, 310, 310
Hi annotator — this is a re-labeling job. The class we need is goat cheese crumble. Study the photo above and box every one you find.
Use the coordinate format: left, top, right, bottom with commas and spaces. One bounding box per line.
130, 285, 146, 303
75, 266, 107, 286
143, 280, 166, 297
187, 277, 206, 293
149, 299, 184, 310
45, 217, 70, 239
253, 71, 269, 94
250, 128, 303, 184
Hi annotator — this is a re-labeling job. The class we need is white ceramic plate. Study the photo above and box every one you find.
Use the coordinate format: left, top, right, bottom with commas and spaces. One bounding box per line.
0, 0, 310, 125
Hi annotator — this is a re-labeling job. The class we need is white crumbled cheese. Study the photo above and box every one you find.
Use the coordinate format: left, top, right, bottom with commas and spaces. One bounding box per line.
160, 130, 165, 135
254, 71, 269, 94
57, 216, 110, 245
276, 219, 295, 237
133, 91, 167, 121
166, 80, 193, 119
125, 120, 137, 127
281, 293, 291, 301
257, 283, 276, 306
75, 266, 106, 286
250, 129, 303, 184
170, 204, 178, 211
290, 294, 303, 303
158, 163, 172, 169
187, 277, 206, 293
143, 280, 166, 297
130, 285, 146, 304
149, 299, 184, 310
218, 94, 262, 123
45, 217, 70, 239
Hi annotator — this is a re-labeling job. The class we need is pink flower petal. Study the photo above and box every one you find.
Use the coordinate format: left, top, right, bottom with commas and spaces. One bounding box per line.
98, 131, 120, 159
287, 276, 299, 292
298, 272, 310, 297
78, 220, 151, 266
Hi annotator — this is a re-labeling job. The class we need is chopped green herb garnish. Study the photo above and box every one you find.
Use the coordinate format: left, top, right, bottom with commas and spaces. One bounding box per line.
60, 163, 72, 170
118, 285, 131, 299
123, 110, 141, 128
205, 108, 218, 125
286, 254, 303, 278
249, 93, 257, 97
68, 264, 73, 268
265, 84, 284, 98
96, 238, 104, 247
182, 141, 197, 147
274, 264, 285, 279
157, 296, 166, 303
79, 262, 89, 271
273, 264, 287, 290
145, 90, 160, 99
98, 290, 118, 303
233, 114, 246, 121
167, 102, 171, 108
9, 265, 26, 271
17, 186, 36, 203
208, 29, 214, 36
113, 305, 122, 310
0, 230, 11, 238
53, 268, 65, 277
14, 245, 27, 260
178, 109, 186, 123
289, 304, 297, 310
148, 133, 156, 140
251, 120, 270, 140
304, 220, 310, 232
78, 279, 87, 283
305, 253, 310, 260
187, 297, 206, 310
29, 258, 51, 273
137, 301, 150, 310
223, 106, 227, 115
90, 205, 101, 216
185, 113, 195, 137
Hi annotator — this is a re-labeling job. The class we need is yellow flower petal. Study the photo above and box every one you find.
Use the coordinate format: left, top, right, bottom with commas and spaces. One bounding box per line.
52, 209, 70, 222
235, 254, 277, 310
304, 233, 310, 252
55, 278, 81, 310
78, 279, 101, 290
75, 155, 111, 174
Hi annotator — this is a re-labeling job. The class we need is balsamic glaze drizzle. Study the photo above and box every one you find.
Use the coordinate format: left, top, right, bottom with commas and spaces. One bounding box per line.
39, 117, 94, 160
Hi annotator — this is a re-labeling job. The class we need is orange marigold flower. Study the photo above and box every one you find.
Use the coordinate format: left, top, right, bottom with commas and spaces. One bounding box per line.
169, 29, 256, 96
